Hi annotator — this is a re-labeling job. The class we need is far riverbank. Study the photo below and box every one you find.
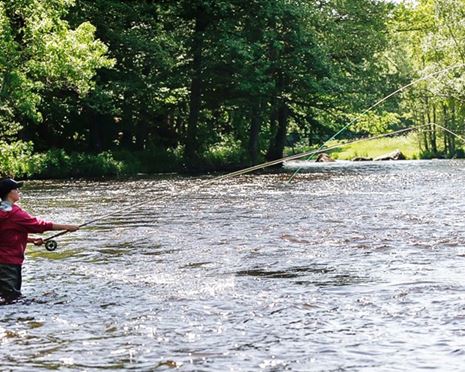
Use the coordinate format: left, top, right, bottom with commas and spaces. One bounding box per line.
1, 133, 461, 180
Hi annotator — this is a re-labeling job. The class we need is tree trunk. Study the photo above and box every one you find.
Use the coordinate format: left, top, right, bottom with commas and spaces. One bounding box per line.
135, 120, 148, 150
185, 11, 207, 167
266, 101, 288, 161
266, 70, 289, 162
86, 107, 103, 152
120, 91, 133, 148
421, 112, 429, 152
443, 103, 449, 155
248, 102, 261, 165
275, 102, 289, 159
450, 99, 456, 155
266, 104, 278, 161
431, 105, 438, 154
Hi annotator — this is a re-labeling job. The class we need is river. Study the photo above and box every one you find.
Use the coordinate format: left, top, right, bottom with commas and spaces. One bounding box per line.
1, 159, 465, 371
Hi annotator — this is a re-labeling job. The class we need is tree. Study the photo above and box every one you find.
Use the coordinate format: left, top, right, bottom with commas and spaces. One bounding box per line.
67, 1, 189, 154
391, 0, 465, 157
0, 0, 113, 143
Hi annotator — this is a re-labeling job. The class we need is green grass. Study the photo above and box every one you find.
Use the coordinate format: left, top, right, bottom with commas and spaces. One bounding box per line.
328, 133, 421, 160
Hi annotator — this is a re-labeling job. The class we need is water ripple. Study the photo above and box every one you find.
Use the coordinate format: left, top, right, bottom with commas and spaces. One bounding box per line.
2, 160, 465, 370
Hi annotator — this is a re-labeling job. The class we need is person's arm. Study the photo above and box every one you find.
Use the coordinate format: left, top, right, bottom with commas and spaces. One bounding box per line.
26, 224, 79, 246
52, 224, 80, 232
13, 206, 79, 233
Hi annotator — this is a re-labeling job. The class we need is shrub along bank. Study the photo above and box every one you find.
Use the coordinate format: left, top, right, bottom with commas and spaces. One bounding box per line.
1, 134, 461, 180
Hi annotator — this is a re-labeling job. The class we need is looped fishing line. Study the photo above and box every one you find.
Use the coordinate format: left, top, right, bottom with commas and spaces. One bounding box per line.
42, 63, 465, 249
286, 62, 465, 183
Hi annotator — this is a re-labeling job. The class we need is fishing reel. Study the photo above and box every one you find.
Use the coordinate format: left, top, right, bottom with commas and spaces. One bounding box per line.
45, 240, 58, 251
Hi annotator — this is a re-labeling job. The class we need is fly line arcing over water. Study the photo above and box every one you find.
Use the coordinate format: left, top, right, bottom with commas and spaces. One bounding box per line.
208, 62, 465, 184
42, 63, 465, 250
286, 62, 465, 182
42, 125, 462, 251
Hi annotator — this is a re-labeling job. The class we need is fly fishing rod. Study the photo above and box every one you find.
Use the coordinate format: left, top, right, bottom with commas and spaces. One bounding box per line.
43, 203, 155, 251
42, 124, 447, 251
42, 63, 465, 251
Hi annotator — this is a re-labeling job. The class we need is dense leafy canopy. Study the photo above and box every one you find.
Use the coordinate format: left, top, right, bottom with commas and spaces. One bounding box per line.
1, 0, 463, 176
0, 0, 113, 139
390, 0, 465, 157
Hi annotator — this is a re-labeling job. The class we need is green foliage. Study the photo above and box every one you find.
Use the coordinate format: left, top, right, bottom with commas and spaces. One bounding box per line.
202, 135, 247, 169
349, 112, 402, 135
0, 141, 123, 178
389, 0, 465, 157
0, 141, 37, 177
0, 0, 113, 133
112, 147, 181, 174
61, 0, 394, 169
30, 149, 123, 178
66, 1, 186, 153
29, 21, 114, 95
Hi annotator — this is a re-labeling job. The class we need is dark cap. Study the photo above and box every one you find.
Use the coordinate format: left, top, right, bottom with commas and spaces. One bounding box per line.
0, 178, 23, 200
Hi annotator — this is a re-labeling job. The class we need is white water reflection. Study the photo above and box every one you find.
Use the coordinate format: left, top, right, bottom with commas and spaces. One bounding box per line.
1, 159, 465, 370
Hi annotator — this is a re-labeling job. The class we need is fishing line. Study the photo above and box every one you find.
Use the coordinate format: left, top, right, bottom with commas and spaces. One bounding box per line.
428, 123, 465, 143
42, 63, 465, 251
42, 123, 464, 251
287, 62, 465, 182
43, 124, 435, 251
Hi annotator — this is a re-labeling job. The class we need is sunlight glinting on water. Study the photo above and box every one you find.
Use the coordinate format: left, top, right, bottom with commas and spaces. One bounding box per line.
3, 160, 465, 370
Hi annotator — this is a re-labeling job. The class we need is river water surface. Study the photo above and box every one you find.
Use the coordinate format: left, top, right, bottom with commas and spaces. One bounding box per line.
2, 160, 465, 371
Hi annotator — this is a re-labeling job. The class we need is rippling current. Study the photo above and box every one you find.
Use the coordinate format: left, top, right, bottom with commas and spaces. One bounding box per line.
2, 160, 465, 371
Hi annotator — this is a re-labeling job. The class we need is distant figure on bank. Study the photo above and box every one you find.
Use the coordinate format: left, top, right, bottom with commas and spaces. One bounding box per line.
0, 178, 79, 304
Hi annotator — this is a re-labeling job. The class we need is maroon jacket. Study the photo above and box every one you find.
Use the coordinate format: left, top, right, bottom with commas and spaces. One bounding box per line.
0, 204, 53, 265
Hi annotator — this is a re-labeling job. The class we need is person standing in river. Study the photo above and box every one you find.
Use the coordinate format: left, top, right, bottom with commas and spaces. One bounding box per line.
0, 178, 79, 303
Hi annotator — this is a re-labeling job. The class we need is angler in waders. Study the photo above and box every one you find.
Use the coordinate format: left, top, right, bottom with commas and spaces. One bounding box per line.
0, 178, 79, 304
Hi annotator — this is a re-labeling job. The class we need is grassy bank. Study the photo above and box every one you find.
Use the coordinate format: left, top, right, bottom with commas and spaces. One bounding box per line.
328, 133, 421, 160
0, 141, 247, 179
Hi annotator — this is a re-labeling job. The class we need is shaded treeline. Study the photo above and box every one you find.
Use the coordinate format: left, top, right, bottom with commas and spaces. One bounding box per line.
2, 0, 402, 172
68, 0, 395, 168
8, 1, 465, 174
